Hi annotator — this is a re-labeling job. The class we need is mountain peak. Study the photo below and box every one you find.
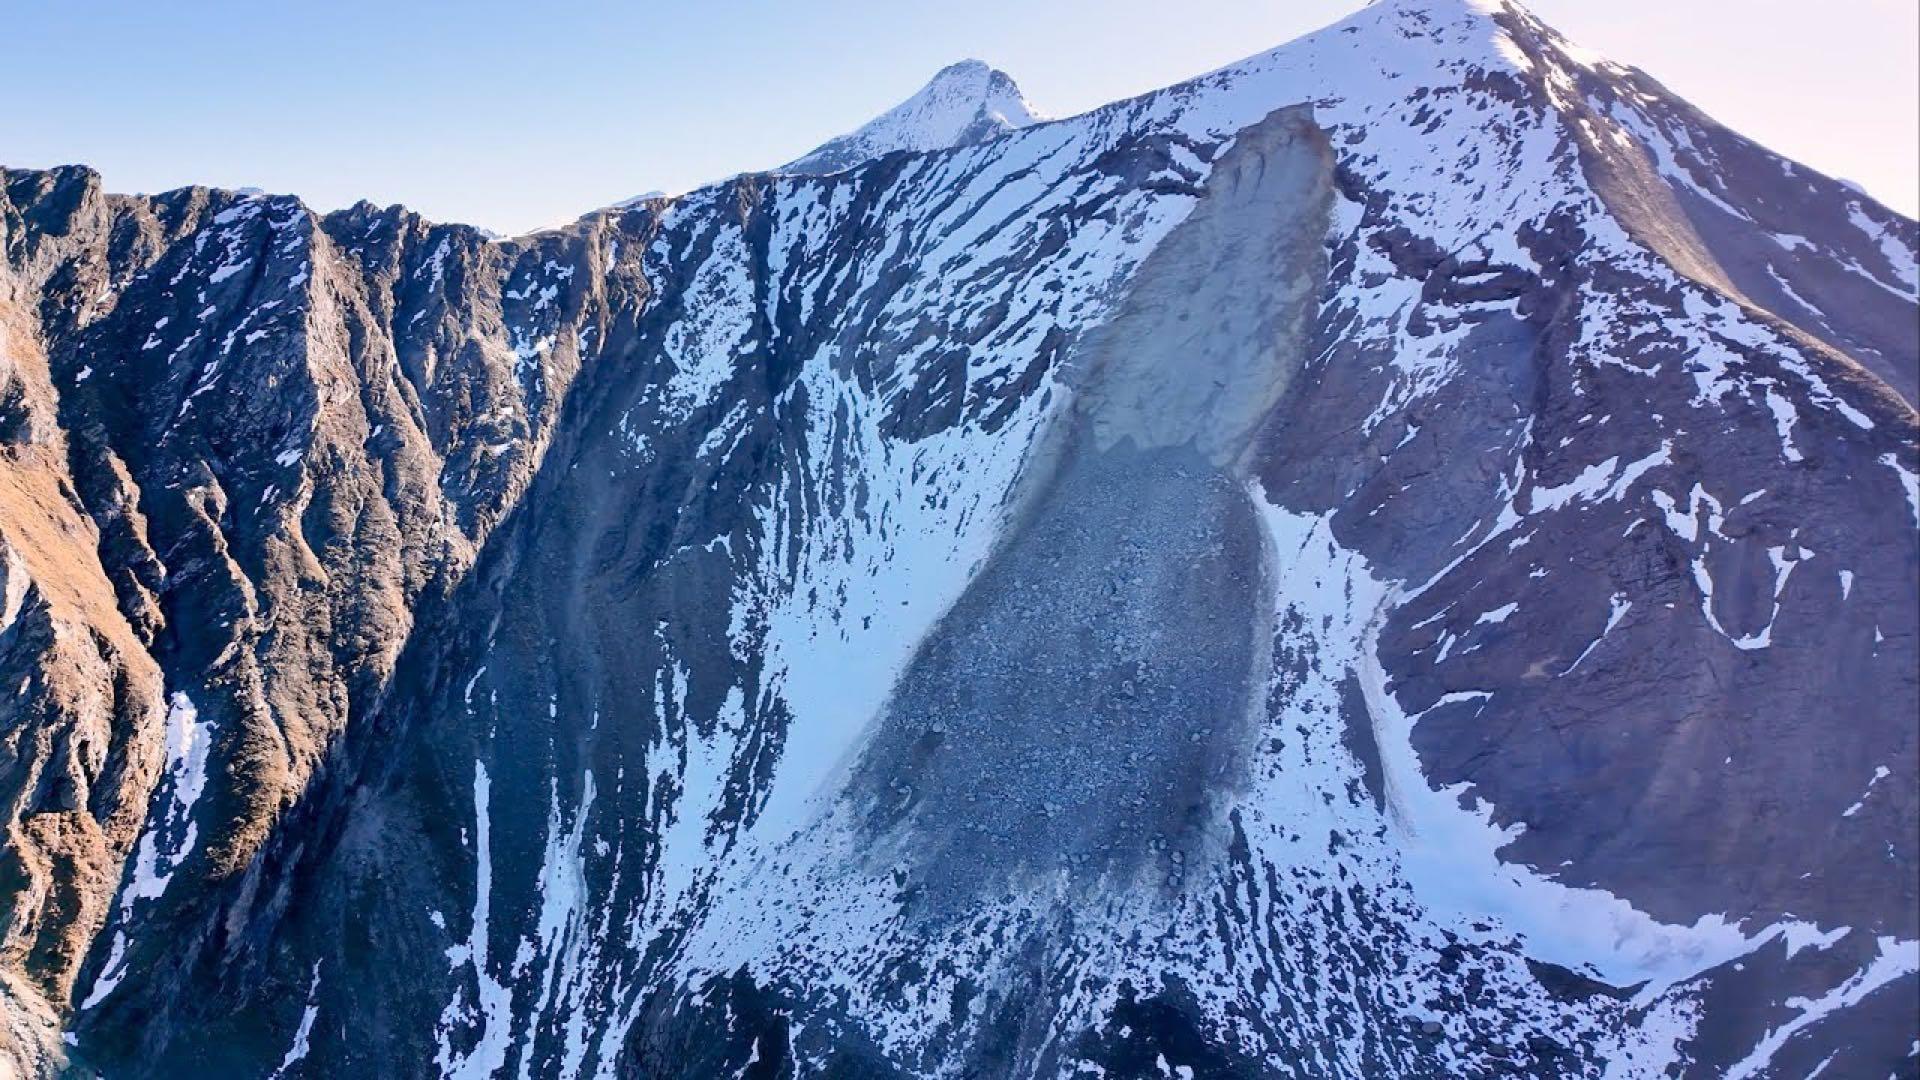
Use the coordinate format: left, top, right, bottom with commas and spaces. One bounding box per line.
1368, 0, 1513, 19
930, 57, 997, 79
782, 59, 1043, 175
1350, 0, 1522, 42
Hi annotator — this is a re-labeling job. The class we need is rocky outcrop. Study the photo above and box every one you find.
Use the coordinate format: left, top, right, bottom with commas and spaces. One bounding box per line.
0, 166, 665, 1071
0, 169, 171, 1070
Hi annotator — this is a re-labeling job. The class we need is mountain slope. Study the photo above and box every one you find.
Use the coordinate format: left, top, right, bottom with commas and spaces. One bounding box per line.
0, 0, 1914, 1076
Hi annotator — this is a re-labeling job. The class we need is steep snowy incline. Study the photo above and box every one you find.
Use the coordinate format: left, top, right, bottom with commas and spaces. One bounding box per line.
1553, 32, 1920, 402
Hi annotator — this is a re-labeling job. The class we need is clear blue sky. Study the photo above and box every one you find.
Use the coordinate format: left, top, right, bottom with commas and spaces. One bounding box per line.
5, 1, 1914, 234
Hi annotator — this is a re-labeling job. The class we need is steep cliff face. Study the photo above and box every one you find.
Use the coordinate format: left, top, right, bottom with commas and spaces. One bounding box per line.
1, 0, 1915, 1076
0, 166, 662, 1069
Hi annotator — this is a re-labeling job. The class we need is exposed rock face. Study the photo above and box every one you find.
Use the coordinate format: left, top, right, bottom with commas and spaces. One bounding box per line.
0, 0, 1914, 1076
0, 166, 656, 1070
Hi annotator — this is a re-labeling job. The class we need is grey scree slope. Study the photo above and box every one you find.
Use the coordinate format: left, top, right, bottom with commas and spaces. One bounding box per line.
0, 0, 1915, 1076
841, 107, 1331, 917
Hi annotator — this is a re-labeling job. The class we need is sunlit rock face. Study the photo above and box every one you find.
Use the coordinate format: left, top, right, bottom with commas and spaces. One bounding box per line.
0, 0, 1915, 1076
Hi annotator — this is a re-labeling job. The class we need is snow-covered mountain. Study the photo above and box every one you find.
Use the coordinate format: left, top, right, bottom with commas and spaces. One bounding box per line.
0, 0, 1914, 1076
605, 62, 1041, 222
781, 58, 1045, 175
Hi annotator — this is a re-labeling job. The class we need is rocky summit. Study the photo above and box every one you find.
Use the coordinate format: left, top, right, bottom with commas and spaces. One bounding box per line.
0, 0, 1915, 1076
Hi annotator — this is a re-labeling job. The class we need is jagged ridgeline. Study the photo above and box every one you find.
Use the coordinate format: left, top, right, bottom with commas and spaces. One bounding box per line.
1, 0, 1915, 1076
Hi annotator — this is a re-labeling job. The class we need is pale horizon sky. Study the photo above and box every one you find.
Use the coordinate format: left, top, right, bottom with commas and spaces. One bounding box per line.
5, 1, 1915, 235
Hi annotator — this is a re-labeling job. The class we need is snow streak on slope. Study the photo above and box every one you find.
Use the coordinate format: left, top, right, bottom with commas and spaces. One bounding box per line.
78, 694, 212, 1011
435, 761, 512, 1078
